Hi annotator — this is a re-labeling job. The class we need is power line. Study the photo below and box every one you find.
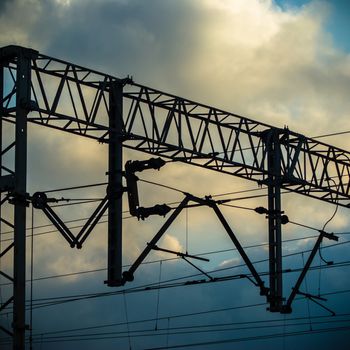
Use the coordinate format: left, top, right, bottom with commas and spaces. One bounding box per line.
312, 130, 350, 139
145, 325, 350, 349
0, 184, 267, 238
1, 232, 347, 287
2, 314, 350, 350
17, 318, 350, 344
2, 178, 348, 347
16, 237, 349, 311
24, 310, 350, 337
43, 182, 107, 194
27, 262, 350, 311
0, 188, 337, 243
2, 324, 350, 346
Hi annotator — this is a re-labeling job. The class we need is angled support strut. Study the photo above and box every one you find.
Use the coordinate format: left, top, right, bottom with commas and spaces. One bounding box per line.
31, 192, 109, 248
282, 231, 338, 313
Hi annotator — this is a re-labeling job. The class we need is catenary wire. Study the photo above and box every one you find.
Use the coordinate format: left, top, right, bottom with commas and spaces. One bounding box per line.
12, 318, 350, 344
1, 232, 346, 287
27, 261, 350, 311
15, 311, 350, 340
144, 325, 350, 350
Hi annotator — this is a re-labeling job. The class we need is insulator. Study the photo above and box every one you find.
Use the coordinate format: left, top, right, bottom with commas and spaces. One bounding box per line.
122, 271, 134, 282
281, 215, 289, 225
136, 204, 171, 220
255, 206, 268, 214
125, 157, 166, 173
32, 192, 48, 209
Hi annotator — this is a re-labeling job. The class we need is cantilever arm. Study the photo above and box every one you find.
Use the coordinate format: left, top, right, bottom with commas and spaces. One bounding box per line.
41, 204, 77, 247
32, 192, 109, 248
152, 245, 209, 262
282, 231, 338, 313
122, 195, 190, 283
211, 203, 269, 297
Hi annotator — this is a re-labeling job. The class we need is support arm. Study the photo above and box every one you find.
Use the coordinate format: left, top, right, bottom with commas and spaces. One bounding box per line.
122, 195, 190, 283
211, 203, 269, 297
32, 192, 109, 248
282, 231, 338, 313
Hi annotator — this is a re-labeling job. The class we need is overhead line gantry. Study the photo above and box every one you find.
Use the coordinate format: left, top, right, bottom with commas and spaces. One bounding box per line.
0, 45, 349, 349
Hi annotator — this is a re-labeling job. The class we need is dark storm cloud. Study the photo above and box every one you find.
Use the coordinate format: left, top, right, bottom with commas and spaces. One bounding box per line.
0, 0, 205, 89
1, 2, 350, 349
0, 0, 11, 14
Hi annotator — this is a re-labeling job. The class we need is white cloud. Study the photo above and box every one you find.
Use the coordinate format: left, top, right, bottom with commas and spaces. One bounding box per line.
219, 256, 241, 268
1, 3, 350, 341
156, 233, 184, 259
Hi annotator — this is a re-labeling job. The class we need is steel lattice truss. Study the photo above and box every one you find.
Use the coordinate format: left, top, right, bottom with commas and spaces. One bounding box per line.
1, 45, 350, 349
1, 48, 349, 207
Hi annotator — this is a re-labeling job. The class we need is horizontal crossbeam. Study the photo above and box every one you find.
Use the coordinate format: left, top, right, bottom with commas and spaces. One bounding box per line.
1, 45, 349, 208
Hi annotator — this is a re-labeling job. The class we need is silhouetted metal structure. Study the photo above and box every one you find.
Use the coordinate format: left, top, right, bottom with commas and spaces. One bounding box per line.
0, 45, 349, 349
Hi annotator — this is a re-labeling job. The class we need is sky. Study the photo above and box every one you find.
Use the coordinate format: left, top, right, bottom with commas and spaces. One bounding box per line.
1, 0, 350, 349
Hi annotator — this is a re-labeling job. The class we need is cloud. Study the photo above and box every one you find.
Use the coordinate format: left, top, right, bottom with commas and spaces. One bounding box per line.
1, 0, 349, 143
219, 256, 242, 268
1, 0, 348, 275
1, 2, 350, 348
154, 233, 184, 259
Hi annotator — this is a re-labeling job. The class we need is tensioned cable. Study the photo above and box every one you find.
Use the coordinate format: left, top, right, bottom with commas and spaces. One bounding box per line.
9, 290, 348, 346
185, 207, 189, 254
3, 317, 349, 346
1, 233, 348, 290
312, 130, 350, 139
18, 318, 350, 344
144, 325, 350, 350
0, 233, 345, 288
2, 319, 350, 346
26, 318, 350, 342
1, 175, 345, 245
318, 179, 340, 296
0, 189, 334, 243
154, 261, 162, 331
123, 291, 132, 350
138, 179, 185, 194
301, 252, 312, 331
43, 182, 107, 194
24, 257, 350, 312
0, 185, 268, 237
22, 311, 350, 340
28, 263, 350, 312
4, 318, 348, 346
29, 206, 34, 350
19, 240, 350, 311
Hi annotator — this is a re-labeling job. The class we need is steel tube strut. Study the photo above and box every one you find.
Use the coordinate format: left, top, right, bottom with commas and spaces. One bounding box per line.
107, 80, 124, 286
13, 47, 37, 350
211, 203, 268, 296
265, 129, 283, 312
123, 196, 190, 282
283, 231, 338, 313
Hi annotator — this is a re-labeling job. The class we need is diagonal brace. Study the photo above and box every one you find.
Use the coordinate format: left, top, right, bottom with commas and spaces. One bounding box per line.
182, 256, 213, 281
122, 195, 190, 283
282, 231, 338, 313
75, 196, 109, 248
41, 204, 76, 247
0, 242, 14, 258
32, 192, 109, 248
151, 245, 209, 262
211, 202, 269, 296
0, 296, 14, 312
0, 325, 14, 337
296, 290, 335, 316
